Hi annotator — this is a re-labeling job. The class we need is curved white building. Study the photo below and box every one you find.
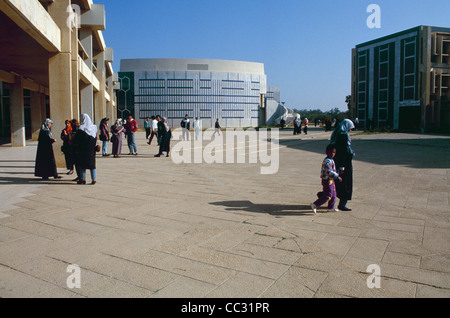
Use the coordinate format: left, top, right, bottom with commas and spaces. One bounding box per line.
118, 58, 268, 128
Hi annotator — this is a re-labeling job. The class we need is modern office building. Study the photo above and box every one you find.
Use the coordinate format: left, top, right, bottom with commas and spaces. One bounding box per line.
350, 25, 450, 132
118, 58, 268, 128
0, 0, 119, 164
266, 86, 281, 104
264, 86, 283, 126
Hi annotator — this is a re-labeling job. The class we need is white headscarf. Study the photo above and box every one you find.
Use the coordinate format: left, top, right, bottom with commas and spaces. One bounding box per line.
330, 119, 355, 145
113, 118, 123, 129
41, 118, 54, 139
162, 117, 170, 132
79, 113, 98, 138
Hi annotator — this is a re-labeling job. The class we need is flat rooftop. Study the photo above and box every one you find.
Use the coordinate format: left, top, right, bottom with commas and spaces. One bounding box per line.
120, 58, 266, 75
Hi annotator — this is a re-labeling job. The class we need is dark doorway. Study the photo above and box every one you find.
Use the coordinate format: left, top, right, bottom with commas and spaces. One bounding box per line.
399, 106, 420, 131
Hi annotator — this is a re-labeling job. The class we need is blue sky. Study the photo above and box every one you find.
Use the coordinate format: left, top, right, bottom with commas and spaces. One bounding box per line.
98, 0, 450, 112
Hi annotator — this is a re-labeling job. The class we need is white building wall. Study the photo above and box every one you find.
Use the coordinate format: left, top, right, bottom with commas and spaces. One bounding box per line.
124, 59, 267, 128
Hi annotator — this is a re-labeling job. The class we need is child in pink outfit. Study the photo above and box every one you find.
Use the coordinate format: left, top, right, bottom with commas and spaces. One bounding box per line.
311, 144, 342, 213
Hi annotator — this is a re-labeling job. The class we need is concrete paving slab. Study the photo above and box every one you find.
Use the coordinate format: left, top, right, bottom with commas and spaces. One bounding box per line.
0, 127, 449, 298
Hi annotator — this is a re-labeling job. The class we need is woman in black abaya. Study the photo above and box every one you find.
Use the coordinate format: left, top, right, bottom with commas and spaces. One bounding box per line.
35, 119, 61, 180
330, 119, 355, 211
154, 117, 172, 157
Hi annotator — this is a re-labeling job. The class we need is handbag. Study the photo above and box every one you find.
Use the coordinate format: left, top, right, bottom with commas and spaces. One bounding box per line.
95, 145, 101, 152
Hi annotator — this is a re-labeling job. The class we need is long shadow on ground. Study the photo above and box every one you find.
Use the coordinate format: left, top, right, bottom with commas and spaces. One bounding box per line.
210, 200, 316, 216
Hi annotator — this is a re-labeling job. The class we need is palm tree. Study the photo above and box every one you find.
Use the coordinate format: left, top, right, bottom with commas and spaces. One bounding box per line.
345, 95, 351, 111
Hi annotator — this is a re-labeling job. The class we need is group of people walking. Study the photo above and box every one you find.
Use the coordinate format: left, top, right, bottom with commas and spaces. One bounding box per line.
35, 113, 206, 181
97, 114, 171, 158
102, 114, 215, 159
128, 114, 171, 157
35, 113, 356, 212
293, 117, 309, 135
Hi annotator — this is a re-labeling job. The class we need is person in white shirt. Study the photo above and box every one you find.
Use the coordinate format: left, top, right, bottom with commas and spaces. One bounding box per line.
193, 117, 201, 141
148, 115, 159, 145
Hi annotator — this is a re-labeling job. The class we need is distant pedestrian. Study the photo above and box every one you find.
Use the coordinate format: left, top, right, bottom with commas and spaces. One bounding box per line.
35, 119, 61, 180
331, 119, 355, 211
157, 115, 165, 146
193, 117, 201, 141
111, 118, 124, 158
99, 117, 110, 156
214, 118, 221, 136
73, 114, 98, 185
148, 116, 158, 145
155, 117, 171, 157
60, 119, 74, 175
181, 114, 190, 141
325, 118, 332, 131
293, 117, 298, 135
124, 114, 138, 155
144, 117, 151, 140
310, 144, 342, 213
295, 117, 302, 134
303, 118, 309, 135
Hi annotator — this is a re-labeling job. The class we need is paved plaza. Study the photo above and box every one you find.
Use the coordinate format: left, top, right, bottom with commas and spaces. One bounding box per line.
0, 127, 449, 298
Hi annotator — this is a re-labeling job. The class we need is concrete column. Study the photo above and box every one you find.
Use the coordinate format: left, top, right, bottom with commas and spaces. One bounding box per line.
94, 90, 103, 125
40, 93, 47, 122
107, 73, 118, 123
106, 100, 111, 123
80, 30, 93, 69
10, 76, 26, 147
30, 91, 44, 141
80, 30, 94, 119
49, 53, 73, 167
48, 0, 73, 167
80, 84, 94, 119
71, 28, 80, 120
107, 85, 114, 122
94, 71, 106, 126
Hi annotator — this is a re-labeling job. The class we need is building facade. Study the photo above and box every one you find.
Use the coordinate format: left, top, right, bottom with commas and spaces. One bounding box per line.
118, 58, 268, 128
264, 86, 282, 127
266, 86, 281, 104
0, 0, 119, 164
351, 25, 450, 132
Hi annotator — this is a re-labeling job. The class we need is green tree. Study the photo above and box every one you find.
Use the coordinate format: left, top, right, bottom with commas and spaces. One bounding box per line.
345, 95, 351, 111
